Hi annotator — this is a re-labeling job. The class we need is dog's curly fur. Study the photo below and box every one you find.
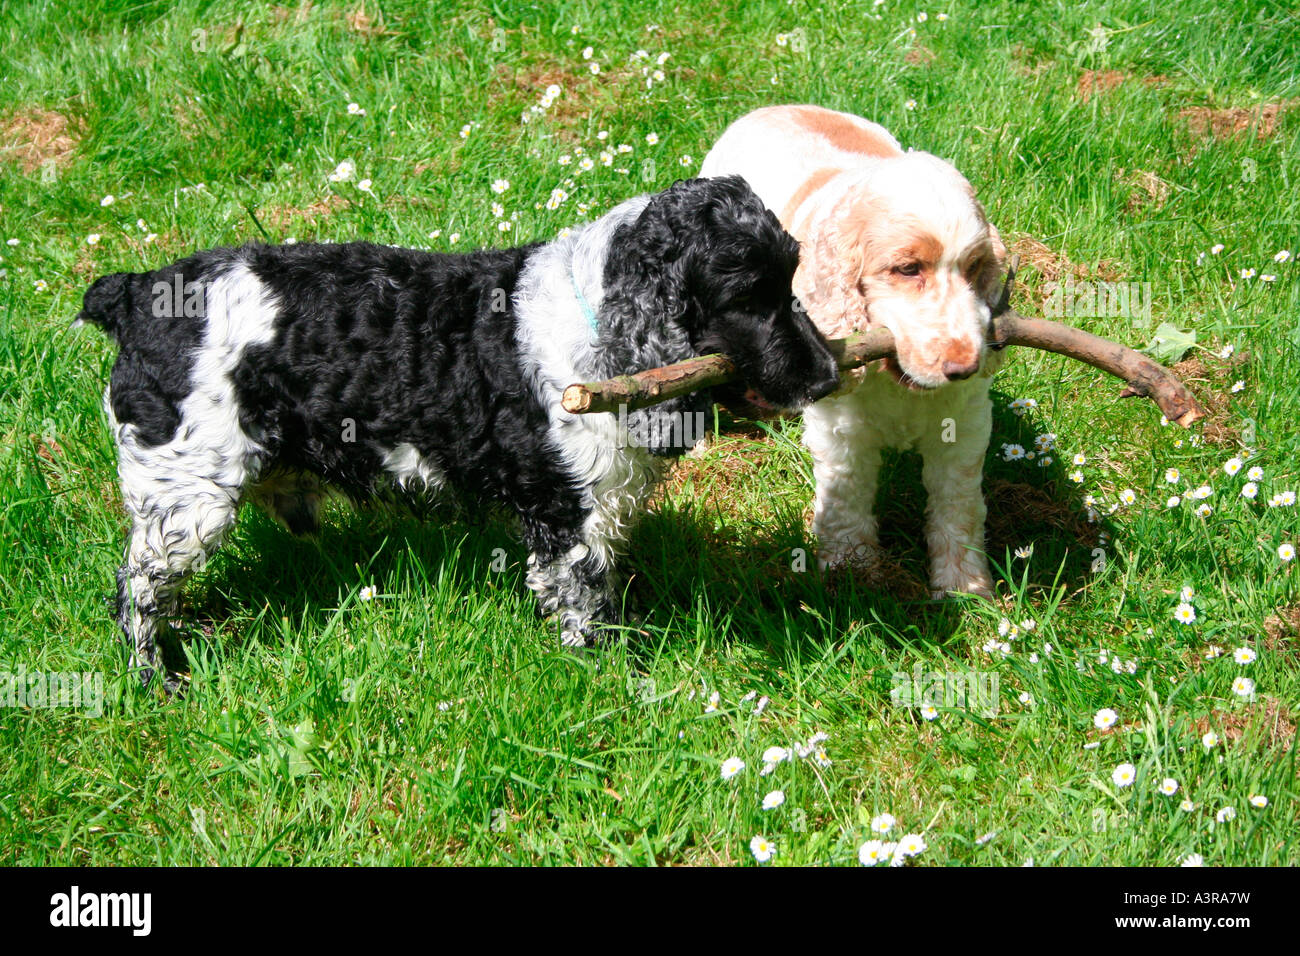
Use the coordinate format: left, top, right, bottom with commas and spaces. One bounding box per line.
80, 176, 841, 690
703, 106, 1008, 598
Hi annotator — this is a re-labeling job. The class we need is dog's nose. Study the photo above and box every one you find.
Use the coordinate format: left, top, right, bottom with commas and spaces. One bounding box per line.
942, 358, 980, 381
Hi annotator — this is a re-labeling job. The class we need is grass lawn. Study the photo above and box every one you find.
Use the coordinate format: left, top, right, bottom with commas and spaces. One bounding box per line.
1, 0, 1297, 866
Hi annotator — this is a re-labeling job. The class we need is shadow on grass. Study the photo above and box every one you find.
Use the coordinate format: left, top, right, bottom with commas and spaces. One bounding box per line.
152, 388, 1113, 678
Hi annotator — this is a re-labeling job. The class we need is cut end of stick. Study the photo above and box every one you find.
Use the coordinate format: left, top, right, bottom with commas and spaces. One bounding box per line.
561, 384, 592, 413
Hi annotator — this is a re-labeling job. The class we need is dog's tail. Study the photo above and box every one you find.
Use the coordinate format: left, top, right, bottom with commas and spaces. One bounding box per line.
75, 271, 137, 340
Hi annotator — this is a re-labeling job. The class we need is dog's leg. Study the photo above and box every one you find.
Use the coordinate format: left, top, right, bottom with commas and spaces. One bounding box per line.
116, 484, 241, 692
917, 387, 993, 599
804, 392, 883, 570
520, 444, 658, 646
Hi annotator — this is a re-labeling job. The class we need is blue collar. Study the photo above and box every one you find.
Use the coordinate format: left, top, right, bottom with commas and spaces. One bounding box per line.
571, 269, 599, 337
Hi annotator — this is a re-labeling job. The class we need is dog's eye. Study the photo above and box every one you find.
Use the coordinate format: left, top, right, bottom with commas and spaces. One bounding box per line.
893, 262, 922, 277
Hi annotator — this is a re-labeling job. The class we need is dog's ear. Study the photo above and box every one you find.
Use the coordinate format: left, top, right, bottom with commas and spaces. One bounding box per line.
598, 191, 695, 374
979, 220, 1010, 309
794, 205, 872, 339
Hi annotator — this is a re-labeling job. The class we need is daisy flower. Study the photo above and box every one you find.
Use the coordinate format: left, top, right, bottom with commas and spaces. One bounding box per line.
761, 790, 785, 810
897, 833, 927, 858
645, 132, 659, 145
1218, 343, 1235, 358
1202, 731, 1219, 749
858, 840, 889, 866
1191, 485, 1213, 499
1181, 853, 1204, 867
1111, 763, 1136, 788
678, 155, 693, 167
1174, 602, 1196, 624
1094, 708, 1119, 730
1069, 469, 1084, 483
1230, 380, 1245, 393
100, 194, 115, 206
1241, 482, 1258, 499
1249, 794, 1268, 808
1119, 488, 1137, 506
1205, 646, 1224, 659
720, 757, 745, 780
904, 99, 917, 110
33, 279, 48, 292
1180, 798, 1195, 812
1232, 676, 1255, 698
1014, 545, 1033, 560
704, 691, 720, 713
1211, 243, 1224, 254
920, 703, 939, 720
1194, 502, 1212, 517
1233, 647, 1256, 664
1278, 543, 1295, 562
328, 160, 356, 182
1223, 457, 1243, 476
358, 585, 377, 602
1165, 468, 1180, 483
762, 745, 790, 764
1276, 250, 1292, 263
1261, 273, 1276, 282
1241, 268, 1256, 279
490, 179, 510, 194
749, 835, 775, 863
1180, 585, 1195, 601
1167, 495, 1182, 508
1215, 806, 1236, 823
1246, 466, 1264, 481
346, 102, 366, 116
870, 813, 896, 834
1158, 778, 1179, 796
1002, 443, 1025, 461
86, 233, 101, 245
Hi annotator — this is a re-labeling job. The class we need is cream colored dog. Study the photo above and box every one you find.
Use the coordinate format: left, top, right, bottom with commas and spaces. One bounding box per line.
701, 105, 1008, 597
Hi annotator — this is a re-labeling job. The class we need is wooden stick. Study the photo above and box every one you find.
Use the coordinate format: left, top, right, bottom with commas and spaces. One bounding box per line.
561, 261, 1208, 427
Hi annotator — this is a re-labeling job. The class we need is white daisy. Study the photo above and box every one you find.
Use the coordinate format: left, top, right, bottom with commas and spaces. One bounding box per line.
870, 813, 896, 834
720, 757, 745, 780
1094, 708, 1119, 730
761, 790, 785, 810
1158, 778, 1179, 796
1111, 762, 1136, 787
1233, 647, 1256, 664
749, 835, 775, 862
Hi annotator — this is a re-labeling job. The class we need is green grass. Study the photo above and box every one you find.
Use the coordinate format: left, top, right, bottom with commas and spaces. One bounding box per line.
1, 0, 1298, 866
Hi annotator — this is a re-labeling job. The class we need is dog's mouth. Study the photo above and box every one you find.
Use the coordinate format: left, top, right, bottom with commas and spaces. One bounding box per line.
876, 357, 938, 392
715, 382, 791, 419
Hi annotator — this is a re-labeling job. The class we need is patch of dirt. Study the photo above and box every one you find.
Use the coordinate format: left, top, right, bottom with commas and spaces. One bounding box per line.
1008, 234, 1124, 290
1117, 167, 1173, 214
344, 2, 398, 37
262, 194, 350, 231
984, 479, 1101, 553
0, 108, 78, 173
1180, 102, 1292, 140
1169, 356, 1239, 446
1263, 605, 1300, 658
1077, 69, 1169, 103
904, 45, 937, 66
1193, 697, 1296, 751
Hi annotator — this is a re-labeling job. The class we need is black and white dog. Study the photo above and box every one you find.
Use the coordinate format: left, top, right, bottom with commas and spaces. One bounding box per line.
80, 176, 841, 690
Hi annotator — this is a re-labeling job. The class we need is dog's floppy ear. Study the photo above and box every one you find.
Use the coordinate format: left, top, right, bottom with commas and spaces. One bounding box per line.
794, 197, 874, 338
978, 219, 1010, 309
596, 183, 709, 457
